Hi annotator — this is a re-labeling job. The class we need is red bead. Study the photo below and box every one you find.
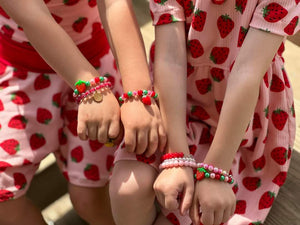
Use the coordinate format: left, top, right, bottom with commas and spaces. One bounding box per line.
123, 93, 129, 99
94, 77, 100, 83
196, 171, 205, 181
142, 96, 151, 105
137, 90, 143, 96
215, 174, 221, 180
151, 91, 156, 97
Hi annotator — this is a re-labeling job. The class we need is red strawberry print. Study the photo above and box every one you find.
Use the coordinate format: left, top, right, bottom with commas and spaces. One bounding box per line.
0, 7, 10, 19
71, 146, 84, 163
262, 3, 288, 23
13, 173, 27, 190
215, 100, 223, 114
235, 200, 246, 214
264, 105, 269, 119
0, 190, 14, 202
187, 62, 194, 77
0, 62, 7, 75
195, 78, 212, 95
243, 177, 261, 191
166, 213, 180, 225
63, 0, 79, 6
0, 139, 20, 155
211, 67, 224, 82
67, 121, 78, 136
188, 39, 204, 58
1, 24, 14, 38
271, 109, 288, 131
249, 222, 263, 225
0, 80, 9, 90
106, 155, 114, 171
217, 14, 234, 38
64, 110, 77, 123
34, 73, 51, 90
210, 47, 229, 64
58, 128, 67, 145
84, 164, 100, 181
239, 157, 245, 174
212, 0, 225, 4
237, 26, 248, 47
272, 171, 287, 187
271, 146, 288, 165
252, 113, 262, 130
0, 161, 12, 172
252, 155, 266, 171
37, 108, 52, 124
183, 0, 195, 17
72, 17, 88, 33
191, 105, 210, 120
11, 91, 30, 105
157, 13, 178, 25
51, 13, 63, 24
154, 0, 167, 5
281, 68, 290, 88
8, 115, 28, 129
199, 127, 213, 144
259, 191, 275, 209
52, 92, 62, 107
62, 171, 69, 181
88, 0, 97, 7
189, 145, 197, 155
235, 0, 247, 14
89, 139, 104, 152
263, 72, 269, 88
0, 99, 3, 111
136, 153, 156, 164
23, 159, 32, 165
270, 74, 284, 92
30, 133, 46, 150
246, 137, 257, 151
284, 16, 299, 35
12, 68, 28, 80
232, 183, 239, 194
296, 0, 300, 4
150, 43, 155, 63
240, 139, 248, 147
192, 9, 207, 32
277, 42, 285, 56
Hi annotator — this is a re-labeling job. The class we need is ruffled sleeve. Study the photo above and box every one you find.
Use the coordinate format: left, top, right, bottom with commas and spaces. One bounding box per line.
250, 0, 300, 36
149, 0, 185, 26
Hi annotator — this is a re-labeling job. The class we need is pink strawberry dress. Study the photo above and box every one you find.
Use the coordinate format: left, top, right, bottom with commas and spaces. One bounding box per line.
147, 0, 300, 224
0, 0, 122, 201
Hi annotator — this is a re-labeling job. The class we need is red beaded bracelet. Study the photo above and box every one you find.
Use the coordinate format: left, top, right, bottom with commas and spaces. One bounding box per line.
160, 152, 185, 162
118, 89, 158, 106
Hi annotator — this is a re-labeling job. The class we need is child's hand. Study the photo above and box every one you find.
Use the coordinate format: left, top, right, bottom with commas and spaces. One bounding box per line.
153, 167, 194, 216
77, 91, 121, 143
190, 179, 236, 225
120, 100, 166, 156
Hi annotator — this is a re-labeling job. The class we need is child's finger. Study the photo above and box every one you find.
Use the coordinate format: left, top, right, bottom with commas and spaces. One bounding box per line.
145, 128, 158, 157
87, 123, 98, 140
222, 208, 232, 223
97, 122, 108, 143
189, 199, 200, 225
158, 124, 167, 152
124, 129, 136, 153
201, 207, 214, 225
180, 185, 194, 216
77, 120, 87, 140
164, 191, 179, 211
214, 210, 224, 225
108, 119, 120, 139
136, 130, 148, 155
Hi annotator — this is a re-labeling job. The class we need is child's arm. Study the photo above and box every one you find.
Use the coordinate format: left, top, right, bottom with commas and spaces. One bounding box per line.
97, 0, 166, 156
191, 28, 284, 225
287, 31, 300, 47
0, 0, 120, 142
152, 21, 194, 216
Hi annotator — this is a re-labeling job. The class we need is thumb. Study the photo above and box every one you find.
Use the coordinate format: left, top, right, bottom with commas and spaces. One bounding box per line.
180, 184, 194, 216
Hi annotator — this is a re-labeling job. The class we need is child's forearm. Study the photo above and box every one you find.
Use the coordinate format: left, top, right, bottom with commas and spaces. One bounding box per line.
154, 22, 189, 154
0, 0, 98, 88
204, 28, 284, 171
97, 0, 152, 91
287, 31, 300, 47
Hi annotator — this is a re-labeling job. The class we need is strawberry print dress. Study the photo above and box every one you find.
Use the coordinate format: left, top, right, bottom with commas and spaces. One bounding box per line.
149, 0, 300, 224
0, 0, 122, 202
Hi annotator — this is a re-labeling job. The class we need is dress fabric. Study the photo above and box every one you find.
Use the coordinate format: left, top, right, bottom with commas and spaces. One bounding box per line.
146, 0, 299, 224
0, 0, 122, 202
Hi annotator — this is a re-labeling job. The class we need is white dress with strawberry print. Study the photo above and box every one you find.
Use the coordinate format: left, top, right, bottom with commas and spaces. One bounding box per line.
150, 0, 299, 224
0, 0, 121, 202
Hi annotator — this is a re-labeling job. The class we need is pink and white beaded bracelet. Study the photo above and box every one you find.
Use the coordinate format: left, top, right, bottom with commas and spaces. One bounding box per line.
118, 89, 158, 106
159, 153, 197, 170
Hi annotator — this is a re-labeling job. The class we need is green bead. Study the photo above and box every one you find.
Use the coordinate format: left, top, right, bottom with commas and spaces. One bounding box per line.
143, 90, 148, 95
86, 81, 90, 87
100, 77, 104, 82
128, 91, 133, 97
75, 80, 84, 86
230, 179, 234, 184
118, 96, 123, 102
197, 168, 207, 173
220, 175, 225, 181
154, 93, 158, 98
205, 173, 210, 178
74, 89, 79, 95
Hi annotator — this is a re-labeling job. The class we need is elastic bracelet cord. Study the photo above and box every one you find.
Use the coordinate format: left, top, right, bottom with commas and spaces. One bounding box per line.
194, 163, 234, 184
118, 89, 158, 106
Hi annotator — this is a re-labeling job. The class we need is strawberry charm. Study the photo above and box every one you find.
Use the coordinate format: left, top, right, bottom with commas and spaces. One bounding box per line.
75, 80, 88, 94
141, 95, 152, 105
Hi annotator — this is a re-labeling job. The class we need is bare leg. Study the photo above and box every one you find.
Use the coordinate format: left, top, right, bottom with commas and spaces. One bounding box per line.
109, 160, 158, 225
69, 183, 115, 225
0, 196, 47, 225
154, 212, 173, 225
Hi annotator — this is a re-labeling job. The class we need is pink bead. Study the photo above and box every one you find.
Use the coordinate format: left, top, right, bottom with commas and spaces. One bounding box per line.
213, 167, 219, 173
199, 163, 204, 167
133, 91, 137, 96
225, 176, 229, 182
90, 80, 96, 86
218, 169, 223, 174
204, 164, 208, 169
179, 161, 184, 166
90, 88, 95, 92
210, 173, 216, 179
208, 165, 214, 171
174, 161, 179, 167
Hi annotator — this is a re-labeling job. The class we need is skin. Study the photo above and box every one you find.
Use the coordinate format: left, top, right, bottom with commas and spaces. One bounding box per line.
152, 19, 284, 225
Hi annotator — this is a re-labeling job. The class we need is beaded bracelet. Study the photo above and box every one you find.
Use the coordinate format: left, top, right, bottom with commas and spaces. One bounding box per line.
159, 153, 197, 170
160, 152, 184, 162
194, 163, 234, 184
118, 89, 158, 106
74, 81, 112, 104
73, 76, 108, 96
